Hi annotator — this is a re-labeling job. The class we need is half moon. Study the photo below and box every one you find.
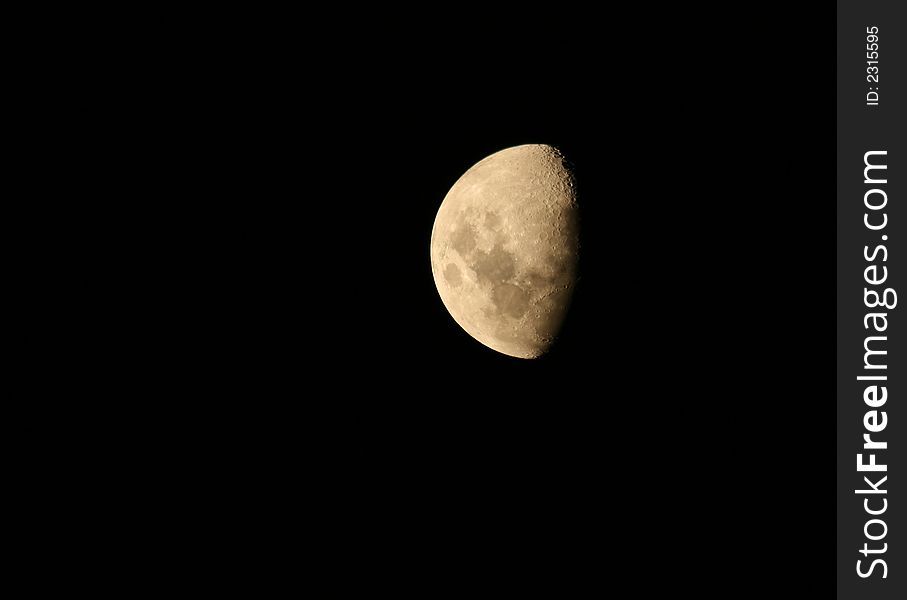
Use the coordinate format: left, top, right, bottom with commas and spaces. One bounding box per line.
430, 144, 579, 359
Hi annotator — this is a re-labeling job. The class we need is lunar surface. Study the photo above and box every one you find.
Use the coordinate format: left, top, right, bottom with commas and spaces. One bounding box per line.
430, 144, 579, 359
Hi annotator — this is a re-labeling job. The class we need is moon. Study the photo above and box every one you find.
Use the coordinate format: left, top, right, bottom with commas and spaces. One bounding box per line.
430, 144, 579, 359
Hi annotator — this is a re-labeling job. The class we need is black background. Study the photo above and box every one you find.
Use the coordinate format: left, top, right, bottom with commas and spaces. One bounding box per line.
286, 7, 835, 593
130, 3, 840, 595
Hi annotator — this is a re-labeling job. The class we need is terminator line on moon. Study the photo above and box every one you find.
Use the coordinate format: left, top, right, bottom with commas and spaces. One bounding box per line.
430, 144, 580, 359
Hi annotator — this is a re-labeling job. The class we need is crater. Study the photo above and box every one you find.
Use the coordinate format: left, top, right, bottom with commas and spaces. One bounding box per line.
531, 285, 572, 336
